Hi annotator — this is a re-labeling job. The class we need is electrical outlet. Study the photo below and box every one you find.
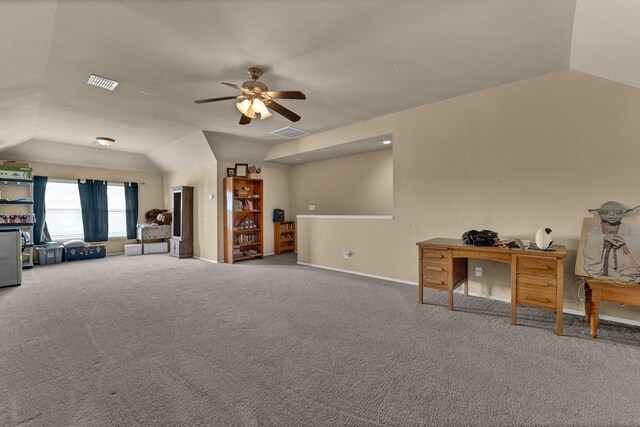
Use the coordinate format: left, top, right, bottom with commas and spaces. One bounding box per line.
343, 250, 352, 258
475, 267, 483, 277
308, 204, 316, 211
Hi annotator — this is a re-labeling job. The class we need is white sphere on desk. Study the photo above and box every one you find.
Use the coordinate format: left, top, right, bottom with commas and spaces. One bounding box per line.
535, 227, 554, 250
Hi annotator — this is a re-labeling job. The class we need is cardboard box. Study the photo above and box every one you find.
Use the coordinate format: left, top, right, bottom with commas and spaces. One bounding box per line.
3, 161, 30, 168
0, 165, 33, 181
124, 244, 142, 256
144, 242, 168, 254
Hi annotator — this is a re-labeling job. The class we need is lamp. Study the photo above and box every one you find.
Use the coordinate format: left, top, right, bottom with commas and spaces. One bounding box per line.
96, 137, 115, 147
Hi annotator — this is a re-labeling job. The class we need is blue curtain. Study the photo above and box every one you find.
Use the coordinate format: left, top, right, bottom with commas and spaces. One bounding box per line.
78, 179, 109, 242
124, 182, 138, 239
32, 176, 51, 244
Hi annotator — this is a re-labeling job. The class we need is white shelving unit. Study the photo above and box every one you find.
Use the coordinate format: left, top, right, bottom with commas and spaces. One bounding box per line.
0, 179, 34, 269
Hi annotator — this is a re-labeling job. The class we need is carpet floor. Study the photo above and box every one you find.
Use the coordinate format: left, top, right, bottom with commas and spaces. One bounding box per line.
2, 254, 640, 426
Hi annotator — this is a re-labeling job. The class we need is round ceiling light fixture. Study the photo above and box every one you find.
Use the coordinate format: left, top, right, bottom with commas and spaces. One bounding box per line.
95, 137, 115, 147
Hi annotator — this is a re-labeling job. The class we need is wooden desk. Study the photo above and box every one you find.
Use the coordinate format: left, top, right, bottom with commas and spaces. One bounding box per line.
584, 279, 640, 339
417, 238, 566, 335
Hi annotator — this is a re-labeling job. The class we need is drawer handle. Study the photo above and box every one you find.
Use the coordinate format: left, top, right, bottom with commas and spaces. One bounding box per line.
525, 263, 550, 270
521, 279, 554, 288
523, 294, 550, 303
425, 278, 444, 285
426, 252, 444, 259
425, 265, 444, 272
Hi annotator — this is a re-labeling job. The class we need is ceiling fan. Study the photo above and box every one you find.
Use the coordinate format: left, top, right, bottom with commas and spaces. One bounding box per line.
195, 67, 306, 125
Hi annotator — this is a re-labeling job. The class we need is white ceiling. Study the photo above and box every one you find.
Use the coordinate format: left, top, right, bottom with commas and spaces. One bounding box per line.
0, 0, 636, 171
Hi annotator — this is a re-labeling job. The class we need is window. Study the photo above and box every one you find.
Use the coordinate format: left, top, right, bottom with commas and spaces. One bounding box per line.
107, 184, 126, 238
45, 181, 84, 240
45, 181, 128, 240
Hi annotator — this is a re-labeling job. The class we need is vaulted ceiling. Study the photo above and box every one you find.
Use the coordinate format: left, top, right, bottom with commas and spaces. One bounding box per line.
0, 0, 637, 171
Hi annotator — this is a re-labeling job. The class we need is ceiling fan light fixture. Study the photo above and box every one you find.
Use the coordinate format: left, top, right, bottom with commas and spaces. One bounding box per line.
260, 108, 272, 120
252, 98, 266, 112
236, 99, 251, 115
246, 104, 256, 119
95, 137, 115, 147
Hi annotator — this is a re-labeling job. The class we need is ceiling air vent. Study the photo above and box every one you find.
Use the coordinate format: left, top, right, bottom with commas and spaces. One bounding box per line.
87, 74, 119, 91
270, 126, 309, 139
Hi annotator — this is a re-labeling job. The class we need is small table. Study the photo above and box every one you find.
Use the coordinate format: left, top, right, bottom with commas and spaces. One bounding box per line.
584, 278, 640, 339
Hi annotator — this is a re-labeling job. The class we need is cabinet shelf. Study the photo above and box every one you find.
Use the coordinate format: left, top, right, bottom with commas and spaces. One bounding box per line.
233, 253, 263, 261
1, 179, 33, 185
0, 200, 33, 204
235, 242, 262, 247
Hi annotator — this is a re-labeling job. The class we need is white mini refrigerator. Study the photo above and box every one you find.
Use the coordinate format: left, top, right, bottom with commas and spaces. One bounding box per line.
0, 229, 21, 287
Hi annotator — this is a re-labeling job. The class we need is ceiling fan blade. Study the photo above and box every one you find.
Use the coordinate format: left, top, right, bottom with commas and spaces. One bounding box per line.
267, 100, 301, 122
267, 91, 306, 100
222, 82, 242, 90
194, 95, 239, 104
239, 114, 252, 125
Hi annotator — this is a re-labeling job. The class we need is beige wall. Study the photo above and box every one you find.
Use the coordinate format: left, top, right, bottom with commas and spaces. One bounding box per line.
217, 162, 291, 260
163, 161, 218, 261
293, 70, 640, 322
289, 148, 393, 216
21, 161, 164, 254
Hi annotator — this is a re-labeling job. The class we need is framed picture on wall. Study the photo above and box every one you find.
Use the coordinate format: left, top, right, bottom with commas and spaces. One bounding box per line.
235, 163, 248, 177
227, 168, 236, 177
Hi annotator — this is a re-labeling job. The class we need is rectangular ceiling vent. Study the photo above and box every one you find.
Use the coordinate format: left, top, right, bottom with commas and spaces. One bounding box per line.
87, 74, 119, 91
270, 126, 309, 139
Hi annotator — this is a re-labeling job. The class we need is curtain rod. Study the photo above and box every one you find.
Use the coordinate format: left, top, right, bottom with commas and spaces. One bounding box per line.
49, 178, 145, 185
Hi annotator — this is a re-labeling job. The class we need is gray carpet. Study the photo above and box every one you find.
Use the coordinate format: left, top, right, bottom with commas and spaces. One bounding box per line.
2, 254, 640, 426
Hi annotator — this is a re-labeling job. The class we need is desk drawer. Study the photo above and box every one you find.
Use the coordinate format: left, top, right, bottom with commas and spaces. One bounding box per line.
421, 274, 448, 290
516, 256, 557, 277
422, 262, 448, 274
421, 248, 449, 264
516, 275, 557, 309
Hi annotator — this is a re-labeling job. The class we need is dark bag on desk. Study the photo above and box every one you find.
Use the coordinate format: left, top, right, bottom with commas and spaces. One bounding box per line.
462, 229, 499, 246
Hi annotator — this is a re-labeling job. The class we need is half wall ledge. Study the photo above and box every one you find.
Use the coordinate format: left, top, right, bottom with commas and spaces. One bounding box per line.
296, 215, 394, 220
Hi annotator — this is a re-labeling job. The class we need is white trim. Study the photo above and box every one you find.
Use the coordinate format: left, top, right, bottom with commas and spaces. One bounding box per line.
297, 262, 416, 285
562, 307, 640, 327
296, 215, 394, 220
106, 252, 123, 256
298, 261, 640, 328
194, 256, 218, 264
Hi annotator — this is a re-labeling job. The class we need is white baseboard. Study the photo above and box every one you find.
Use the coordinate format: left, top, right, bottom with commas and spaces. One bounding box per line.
107, 252, 124, 256
297, 261, 640, 328
296, 262, 417, 286
194, 256, 218, 264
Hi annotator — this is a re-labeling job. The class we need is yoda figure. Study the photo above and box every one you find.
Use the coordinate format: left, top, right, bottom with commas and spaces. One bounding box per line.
583, 201, 640, 281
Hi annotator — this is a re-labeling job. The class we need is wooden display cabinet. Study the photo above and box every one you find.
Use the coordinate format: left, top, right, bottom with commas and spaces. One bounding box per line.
169, 186, 193, 258
223, 177, 263, 264
274, 221, 295, 255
